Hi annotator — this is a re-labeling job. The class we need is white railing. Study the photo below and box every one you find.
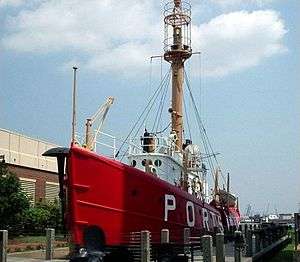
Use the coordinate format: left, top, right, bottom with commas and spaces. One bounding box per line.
76, 131, 117, 159
129, 136, 176, 156
94, 131, 116, 159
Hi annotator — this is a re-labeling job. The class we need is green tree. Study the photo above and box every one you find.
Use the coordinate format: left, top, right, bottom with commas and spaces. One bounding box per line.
24, 200, 63, 235
0, 162, 30, 234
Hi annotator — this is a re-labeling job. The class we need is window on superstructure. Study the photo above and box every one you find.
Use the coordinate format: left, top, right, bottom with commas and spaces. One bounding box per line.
131, 160, 137, 167
154, 159, 162, 167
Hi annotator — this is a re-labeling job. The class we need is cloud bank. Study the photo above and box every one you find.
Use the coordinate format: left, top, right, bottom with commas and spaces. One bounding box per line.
194, 10, 287, 76
1, 0, 287, 77
0, 0, 25, 7
211, 0, 276, 8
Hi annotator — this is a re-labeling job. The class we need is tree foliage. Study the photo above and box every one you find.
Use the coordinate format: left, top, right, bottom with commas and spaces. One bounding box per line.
0, 161, 63, 235
0, 162, 30, 234
24, 200, 63, 234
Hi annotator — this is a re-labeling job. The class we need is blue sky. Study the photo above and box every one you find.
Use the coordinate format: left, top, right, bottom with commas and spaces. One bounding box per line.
0, 0, 299, 214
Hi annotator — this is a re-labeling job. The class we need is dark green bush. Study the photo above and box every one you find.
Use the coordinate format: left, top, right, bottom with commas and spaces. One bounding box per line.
0, 162, 64, 236
0, 162, 30, 235
23, 200, 63, 235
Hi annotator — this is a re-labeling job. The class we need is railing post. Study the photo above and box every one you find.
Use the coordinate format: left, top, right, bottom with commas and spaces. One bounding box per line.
234, 231, 243, 262
202, 235, 213, 262
0, 230, 8, 262
141, 230, 151, 262
216, 233, 225, 262
184, 228, 190, 255
46, 228, 55, 260
252, 234, 256, 255
161, 229, 169, 244
245, 231, 253, 257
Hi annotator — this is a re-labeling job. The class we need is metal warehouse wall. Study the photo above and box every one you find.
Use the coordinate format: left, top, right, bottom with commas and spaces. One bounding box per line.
0, 128, 58, 172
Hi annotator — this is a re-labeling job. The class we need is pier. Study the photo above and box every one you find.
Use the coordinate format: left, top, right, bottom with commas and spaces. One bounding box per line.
1, 224, 295, 262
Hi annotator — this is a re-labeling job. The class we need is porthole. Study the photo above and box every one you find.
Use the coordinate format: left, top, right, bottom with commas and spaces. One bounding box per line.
131, 160, 137, 167
142, 159, 146, 166
154, 159, 162, 167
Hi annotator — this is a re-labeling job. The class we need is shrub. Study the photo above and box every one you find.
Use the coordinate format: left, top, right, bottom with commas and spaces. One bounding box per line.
23, 200, 63, 235
0, 162, 30, 235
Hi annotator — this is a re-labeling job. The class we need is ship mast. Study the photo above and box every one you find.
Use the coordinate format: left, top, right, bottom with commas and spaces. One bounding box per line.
164, 0, 192, 150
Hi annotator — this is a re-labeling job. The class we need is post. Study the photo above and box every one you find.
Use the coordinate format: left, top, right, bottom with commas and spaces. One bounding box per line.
202, 235, 213, 262
216, 233, 225, 262
161, 229, 169, 244
245, 231, 253, 257
252, 234, 256, 255
183, 228, 190, 255
141, 230, 150, 262
46, 228, 55, 260
0, 230, 8, 262
234, 231, 243, 262
71, 66, 78, 143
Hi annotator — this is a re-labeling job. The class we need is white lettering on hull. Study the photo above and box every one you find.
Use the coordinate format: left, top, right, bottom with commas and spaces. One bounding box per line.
202, 208, 209, 230
164, 194, 176, 221
164, 194, 222, 231
186, 201, 195, 227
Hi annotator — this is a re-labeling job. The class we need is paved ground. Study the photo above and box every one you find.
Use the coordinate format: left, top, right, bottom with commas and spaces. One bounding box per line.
7, 244, 253, 261
8, 258, 68, 262
7, 247, 69, 262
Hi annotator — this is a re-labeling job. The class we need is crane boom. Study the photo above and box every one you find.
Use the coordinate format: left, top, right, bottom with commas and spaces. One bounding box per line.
85, 97, 114, 151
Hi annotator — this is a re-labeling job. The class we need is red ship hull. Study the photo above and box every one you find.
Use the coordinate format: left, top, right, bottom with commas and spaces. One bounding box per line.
62, 145, 240, 248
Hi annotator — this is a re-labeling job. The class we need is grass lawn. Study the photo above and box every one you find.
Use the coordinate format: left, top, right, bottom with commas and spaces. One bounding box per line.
265, 232, 295, 262
8, 235, 68, 253
9, 235, 46, 244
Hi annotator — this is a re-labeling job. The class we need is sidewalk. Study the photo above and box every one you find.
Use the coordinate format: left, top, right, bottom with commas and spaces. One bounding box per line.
7, 247, 69, 262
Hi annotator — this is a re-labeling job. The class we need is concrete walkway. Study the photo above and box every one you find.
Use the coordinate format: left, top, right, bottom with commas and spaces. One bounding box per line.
8, 258, 67, 262
7, 247, 68, 262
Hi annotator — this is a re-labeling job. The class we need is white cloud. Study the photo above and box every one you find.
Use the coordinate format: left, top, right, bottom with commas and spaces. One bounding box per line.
0, 0, 25, 7
2, 1, 287, 77
211, 0, 276, 7
193, 10, 287, 76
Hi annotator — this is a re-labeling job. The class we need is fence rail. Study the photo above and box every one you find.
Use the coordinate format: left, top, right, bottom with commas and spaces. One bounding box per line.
1, 223, 291, 262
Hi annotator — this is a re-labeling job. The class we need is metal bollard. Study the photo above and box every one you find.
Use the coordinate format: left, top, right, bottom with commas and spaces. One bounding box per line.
216, 233, 225, 262
0, 230, 8, 262
252, 234, 256, 255
46, 228, 55, 260
183, 228, 190, 255
234, 231, 243, 262
141, 230, 151, 262
161, 229, 169, 244
202, 235, 213, 262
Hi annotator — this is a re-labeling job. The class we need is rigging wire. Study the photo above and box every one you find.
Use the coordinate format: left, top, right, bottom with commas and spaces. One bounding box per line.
184, 69, 227, 185
183, 69, 223, 184
154, 122, 171, 135
116, 68, 171, 159
152, 76, 169, 133
135, 70, 171, 138
183, 95, 192, 140
120, 71, 172, 161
